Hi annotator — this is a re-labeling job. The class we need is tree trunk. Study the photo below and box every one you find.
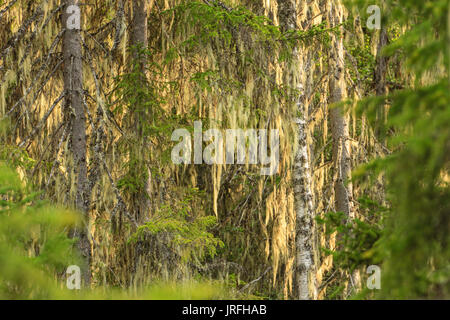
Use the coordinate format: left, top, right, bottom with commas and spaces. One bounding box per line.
374, 27, 389, 139
131, 0, 149, 62
327, 0, 360, 292
278, 0, 317, 300
327, 0, 353, 218
130, 0, 150, 222
62, 0, 91, 285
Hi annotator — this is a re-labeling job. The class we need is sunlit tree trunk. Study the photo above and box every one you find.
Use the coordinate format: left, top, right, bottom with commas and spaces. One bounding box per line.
327, 0, 360, 292
327, 0, 352, 221
278, 0, 317, 300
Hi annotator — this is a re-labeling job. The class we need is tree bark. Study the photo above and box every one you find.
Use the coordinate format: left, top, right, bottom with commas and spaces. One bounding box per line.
62, 0, 91, 285
130, 0, 151, 222
327, 0, 353, 218
131, 0, 149, 61
327, 0, 360, 292
279, 0, 318, 300
374, 27, 389, 139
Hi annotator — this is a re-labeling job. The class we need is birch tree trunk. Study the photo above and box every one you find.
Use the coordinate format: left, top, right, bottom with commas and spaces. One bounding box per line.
278, 0, 317, 300
62, 0, 91, 285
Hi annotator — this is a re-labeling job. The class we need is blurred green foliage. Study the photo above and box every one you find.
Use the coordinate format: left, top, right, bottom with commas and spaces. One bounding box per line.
340, 0, 450, 299
0, 161, 81, 299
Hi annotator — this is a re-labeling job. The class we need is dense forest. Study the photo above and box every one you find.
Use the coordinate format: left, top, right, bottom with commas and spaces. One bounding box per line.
0, 0, 448, 300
